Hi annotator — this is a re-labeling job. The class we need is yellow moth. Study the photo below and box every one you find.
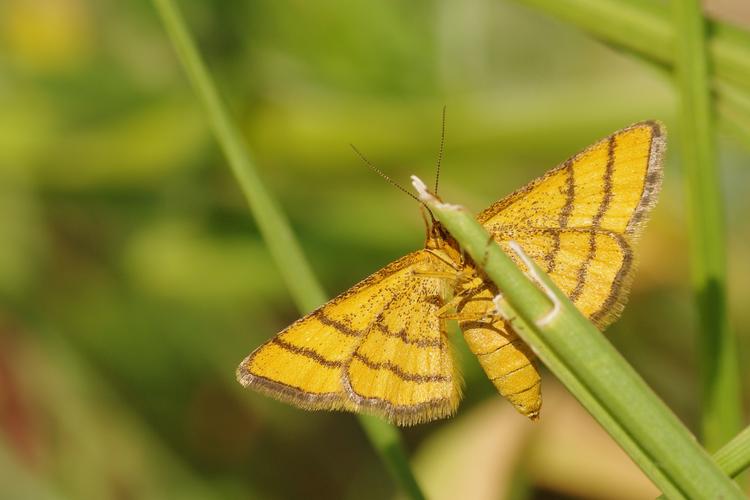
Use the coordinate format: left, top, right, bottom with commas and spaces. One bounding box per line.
237, 121, 665, 426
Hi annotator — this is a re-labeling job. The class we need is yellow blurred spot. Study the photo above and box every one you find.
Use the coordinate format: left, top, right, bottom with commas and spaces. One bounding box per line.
2, 0, 92, 71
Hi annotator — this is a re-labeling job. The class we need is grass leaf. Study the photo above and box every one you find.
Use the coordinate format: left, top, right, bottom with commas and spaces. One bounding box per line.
671, 0, 742, 450
417, 179, 744, 499
150, 1, 426, 497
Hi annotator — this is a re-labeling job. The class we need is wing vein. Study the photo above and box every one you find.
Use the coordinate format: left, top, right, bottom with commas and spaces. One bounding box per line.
570, 135, 616, 302
352, 352, 450, 383
545, 160, 576, 273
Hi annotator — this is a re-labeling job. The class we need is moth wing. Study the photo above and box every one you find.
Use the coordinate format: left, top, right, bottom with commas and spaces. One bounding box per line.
237, 250, 461, 426
458, 122, 665, 420
496, 228, 633, 328
478, 121, 665, 328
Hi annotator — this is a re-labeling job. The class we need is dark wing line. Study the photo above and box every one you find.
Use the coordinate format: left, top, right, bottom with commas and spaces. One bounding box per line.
477, 120, 666, 232
236, 357, 345, 407
545, 160, 575, 273
241, 249, 460, 426
271, 337, 343, 368
570, 135, 616, 302
316, 250, 432, 307
626, 120, 665, 235
236, 252, 432, 410
589, 232, 634, 327
314, 310, 362, 337
510, 227, 633, 328
475, 121, 664, 329
475, 121, 663, 225
339, 257, 461, 425
351, 352, 451, 383
374, 323, 443, 348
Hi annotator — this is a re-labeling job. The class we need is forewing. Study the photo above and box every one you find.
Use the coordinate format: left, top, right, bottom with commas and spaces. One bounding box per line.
478, 121, 664, 328
237, 250, 461, 426
343, 254, 463, 426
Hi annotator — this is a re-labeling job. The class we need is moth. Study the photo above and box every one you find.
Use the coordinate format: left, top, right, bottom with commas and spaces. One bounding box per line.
237, 121, 665, 425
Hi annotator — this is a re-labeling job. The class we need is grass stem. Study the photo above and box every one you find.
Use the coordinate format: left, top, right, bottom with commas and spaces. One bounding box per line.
715, 425, 750, 479
512, 0, 750, 144
416, 178, 744, 499
151, 1, 426, 497
672, 0, 742, 451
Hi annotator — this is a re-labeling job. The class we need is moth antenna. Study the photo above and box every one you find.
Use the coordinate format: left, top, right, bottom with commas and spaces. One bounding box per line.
350, 144, 423, 205
434, 105, 446, 195
419, 205, 431, 241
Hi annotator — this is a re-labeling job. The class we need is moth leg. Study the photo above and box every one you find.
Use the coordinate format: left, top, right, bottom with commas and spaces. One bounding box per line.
453, 291, 512, 324
412, 269, 457, 280
435, 292, 479, 320
446, 307, 504, 323
412, 265, 473, 286
434, 276, 494, 320
506, 240, 561, 327
491, 293, 520, 325
436, 307, 489, 322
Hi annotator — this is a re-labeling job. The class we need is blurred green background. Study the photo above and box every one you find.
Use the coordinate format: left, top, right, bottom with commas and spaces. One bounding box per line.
1, 0, 749, 499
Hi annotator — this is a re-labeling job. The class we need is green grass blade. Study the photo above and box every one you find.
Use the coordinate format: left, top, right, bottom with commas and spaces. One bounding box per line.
672, 0, 742, 451
512, 0, 750, 89
152, 0, 324, 313
511, 0, 750, 144
715, 80, 750, 144
415, 179, 744, 499
715, 426, 750, 478
657, 425, 750, 499
150, 1, 426, 498
359, 415, 426, 500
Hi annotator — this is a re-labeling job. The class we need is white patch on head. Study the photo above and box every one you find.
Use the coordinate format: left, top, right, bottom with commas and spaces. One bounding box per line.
411, 175, 432, 201
410, 175, 464, 211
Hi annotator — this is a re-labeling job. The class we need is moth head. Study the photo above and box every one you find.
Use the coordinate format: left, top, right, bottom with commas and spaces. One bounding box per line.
423, 213, 460, 255
425, 219, 447, 250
